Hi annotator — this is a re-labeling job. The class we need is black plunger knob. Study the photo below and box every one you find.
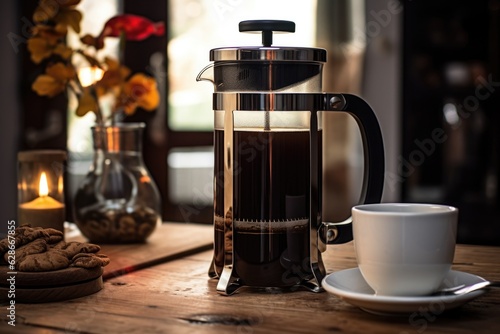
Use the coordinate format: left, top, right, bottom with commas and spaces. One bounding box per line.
239, 20, 295, 47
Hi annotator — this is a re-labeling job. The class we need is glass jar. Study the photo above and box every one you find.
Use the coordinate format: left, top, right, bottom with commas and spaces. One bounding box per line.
73, 123, 161, 243
17, 150, 67, 233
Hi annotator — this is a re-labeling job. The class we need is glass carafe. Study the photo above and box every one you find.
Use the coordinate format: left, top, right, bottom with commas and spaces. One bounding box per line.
73, 122, 161, 243
198, 20, 385, 294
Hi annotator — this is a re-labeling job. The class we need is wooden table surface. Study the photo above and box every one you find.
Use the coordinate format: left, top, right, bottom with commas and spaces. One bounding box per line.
1, 222, 499, 333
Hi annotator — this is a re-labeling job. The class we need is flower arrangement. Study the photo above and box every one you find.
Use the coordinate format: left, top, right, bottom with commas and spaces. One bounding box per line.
27, 0, 164, 126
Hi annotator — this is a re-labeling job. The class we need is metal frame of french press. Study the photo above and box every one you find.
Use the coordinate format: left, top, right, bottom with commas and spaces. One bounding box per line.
209, 92, 385, 295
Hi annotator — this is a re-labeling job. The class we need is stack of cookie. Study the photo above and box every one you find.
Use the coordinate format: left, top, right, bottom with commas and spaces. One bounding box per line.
0, 225, 110, 271
0, 225, 110, 303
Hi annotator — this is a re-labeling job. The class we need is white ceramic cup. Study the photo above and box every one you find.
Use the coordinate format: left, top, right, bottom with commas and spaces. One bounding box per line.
352, 203, 458, 296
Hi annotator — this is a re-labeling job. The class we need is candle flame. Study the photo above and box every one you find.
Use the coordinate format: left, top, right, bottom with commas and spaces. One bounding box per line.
39, 172, 49, 197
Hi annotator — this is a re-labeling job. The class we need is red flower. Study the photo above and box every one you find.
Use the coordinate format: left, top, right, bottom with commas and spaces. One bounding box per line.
101, 14, 164, 41
118, 73, 160, 115
81, 14, 164, 50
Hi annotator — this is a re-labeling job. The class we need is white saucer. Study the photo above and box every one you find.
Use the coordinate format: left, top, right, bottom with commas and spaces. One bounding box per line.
322, 268, 488, 315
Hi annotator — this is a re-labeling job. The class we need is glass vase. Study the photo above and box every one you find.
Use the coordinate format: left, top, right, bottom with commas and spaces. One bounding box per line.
73, 122, 161, 243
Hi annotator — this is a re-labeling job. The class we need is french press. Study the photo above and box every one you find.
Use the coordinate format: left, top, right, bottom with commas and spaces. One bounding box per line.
197, 20, 385, 295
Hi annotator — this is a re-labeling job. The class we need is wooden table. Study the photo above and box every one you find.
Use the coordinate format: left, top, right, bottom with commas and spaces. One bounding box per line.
1, 222, 499, 333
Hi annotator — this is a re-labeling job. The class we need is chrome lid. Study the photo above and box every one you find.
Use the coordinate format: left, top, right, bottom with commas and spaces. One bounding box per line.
210, 47, 326, 62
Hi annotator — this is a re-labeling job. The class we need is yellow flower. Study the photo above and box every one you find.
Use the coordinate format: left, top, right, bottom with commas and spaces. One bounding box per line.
32, 63, 76, 97
119, 74, 159, 115
55, 8, 82, 33
27, 25, 70, 63
95, 57, 130, 97
27, 37, 54, 64
53, 43, 73, 59
32, 24, 67, 43
33, 0, 82, 33
76, 89, 99, 117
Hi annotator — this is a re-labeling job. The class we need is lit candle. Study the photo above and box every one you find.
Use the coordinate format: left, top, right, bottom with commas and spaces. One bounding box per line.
18, 172, 65, 232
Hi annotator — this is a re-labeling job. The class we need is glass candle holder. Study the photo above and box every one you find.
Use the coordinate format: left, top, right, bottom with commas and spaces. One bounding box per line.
17, 150, 67, 234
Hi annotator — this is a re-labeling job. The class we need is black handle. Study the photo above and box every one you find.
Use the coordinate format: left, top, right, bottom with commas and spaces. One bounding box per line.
343, 94, 385, 204
324, 94, 385, 245
239, 20, 295, 46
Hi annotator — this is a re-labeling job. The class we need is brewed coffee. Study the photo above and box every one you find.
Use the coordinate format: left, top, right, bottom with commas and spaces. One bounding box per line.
214, 129, 320, 287
233, 219, 311, 287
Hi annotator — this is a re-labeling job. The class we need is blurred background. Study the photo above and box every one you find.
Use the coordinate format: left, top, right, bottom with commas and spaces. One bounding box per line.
1, 0, 499, 245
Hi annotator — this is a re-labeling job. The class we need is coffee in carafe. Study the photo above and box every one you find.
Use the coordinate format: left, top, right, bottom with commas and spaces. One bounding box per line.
198, 20, 385, 295
214, 127, 319, 287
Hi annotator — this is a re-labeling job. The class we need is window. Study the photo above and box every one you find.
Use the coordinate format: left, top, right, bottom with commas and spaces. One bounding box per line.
168, 0, 318, 131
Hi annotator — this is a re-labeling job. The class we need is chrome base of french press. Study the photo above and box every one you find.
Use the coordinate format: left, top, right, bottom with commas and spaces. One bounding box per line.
208, 257, 325, 295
